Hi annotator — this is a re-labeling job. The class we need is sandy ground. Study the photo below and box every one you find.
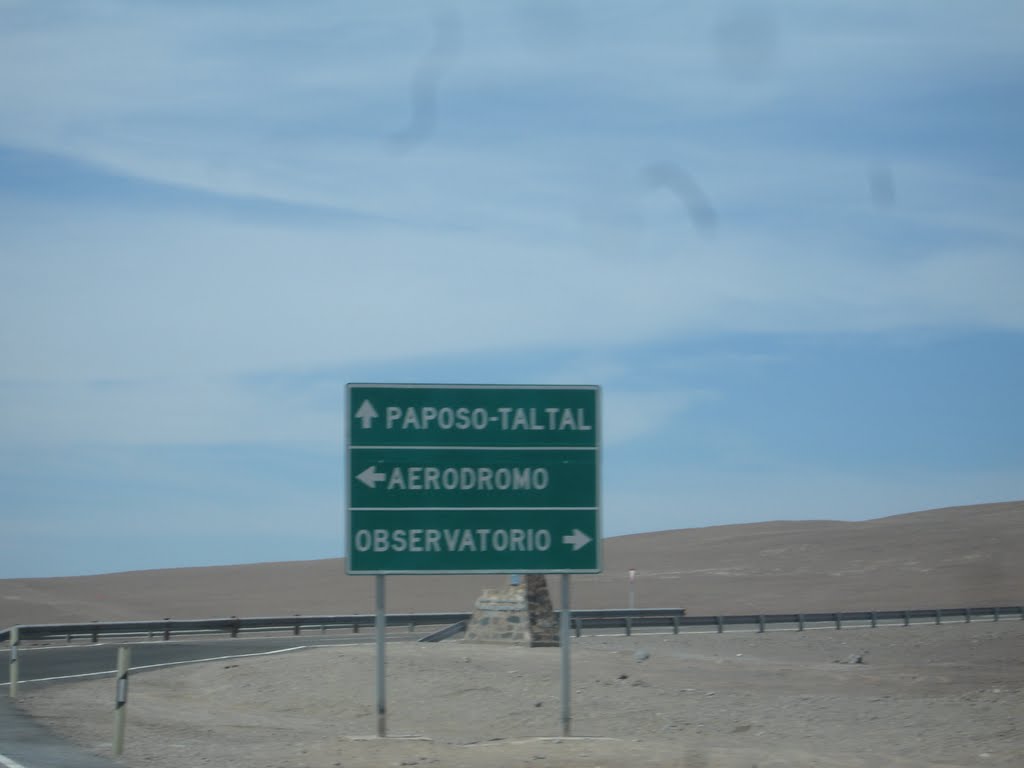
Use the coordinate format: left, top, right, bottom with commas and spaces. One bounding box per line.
17, 620, 1024, 768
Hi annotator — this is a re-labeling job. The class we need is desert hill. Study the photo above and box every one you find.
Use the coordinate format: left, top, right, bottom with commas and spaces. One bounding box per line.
2, 501, 1021, 629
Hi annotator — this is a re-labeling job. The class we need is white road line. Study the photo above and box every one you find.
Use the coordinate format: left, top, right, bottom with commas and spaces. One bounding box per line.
0, 752, 29, 768
0, 646, 307, 687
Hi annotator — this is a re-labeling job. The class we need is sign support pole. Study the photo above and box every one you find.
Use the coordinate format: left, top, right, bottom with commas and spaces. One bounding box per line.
376, 574, 387, 738
560, 574, 571, 737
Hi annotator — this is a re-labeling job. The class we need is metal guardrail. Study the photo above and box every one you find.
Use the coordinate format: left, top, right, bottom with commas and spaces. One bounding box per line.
0, 610, 683, 645
419, 620, 469, 642
1, 613, 473, 645
416, 609, 688, 642
665, 606, 1024, 636
2, 605, 1021, 646
563, 606, 1022, 637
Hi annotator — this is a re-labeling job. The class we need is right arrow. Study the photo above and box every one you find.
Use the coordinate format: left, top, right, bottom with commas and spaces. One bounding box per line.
356, 465, 387, 489
562, 529, 592, 551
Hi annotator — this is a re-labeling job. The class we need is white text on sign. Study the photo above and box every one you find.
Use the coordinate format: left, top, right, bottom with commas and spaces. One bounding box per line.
352, 527, 592, 554
357, 465, 551, 491
356, 401, 593, 432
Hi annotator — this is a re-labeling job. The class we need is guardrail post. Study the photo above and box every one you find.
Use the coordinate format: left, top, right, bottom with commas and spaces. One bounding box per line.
92, 621, 100, 643
870, 612, 877, 628
163, 619, 171, 641
935, 609, 941, 625
352, 620, 360, 634
625, 617, 632, 636
672, 616, 679, 635
409, 618, 416, 633
574, 618, 581, 638
293, 616, 301, 636
965, 608, 971, 623
834, 613, 842, 631
8, 626, 19, 699
113, 646, 131, 756
903, 611, 910, 627
758, 615, 765, 633
716, 616, 723, 634
797, 614, 805, 631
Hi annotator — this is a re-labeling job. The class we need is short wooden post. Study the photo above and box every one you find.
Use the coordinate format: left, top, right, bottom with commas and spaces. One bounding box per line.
8, 626, 19, 699
113, 646, 131, 756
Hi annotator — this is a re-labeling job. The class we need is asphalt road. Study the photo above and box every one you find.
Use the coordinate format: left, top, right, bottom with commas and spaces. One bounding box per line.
2, 634, 384, 688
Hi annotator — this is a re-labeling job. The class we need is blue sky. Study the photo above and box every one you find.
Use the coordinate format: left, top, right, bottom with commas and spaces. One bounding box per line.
1, 1, 1022, 578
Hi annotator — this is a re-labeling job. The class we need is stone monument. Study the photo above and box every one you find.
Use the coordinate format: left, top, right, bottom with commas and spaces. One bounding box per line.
464, 574, 559, 647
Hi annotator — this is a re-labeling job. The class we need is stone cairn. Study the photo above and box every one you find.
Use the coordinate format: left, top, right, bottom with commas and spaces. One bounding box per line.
464, 574, 559, 647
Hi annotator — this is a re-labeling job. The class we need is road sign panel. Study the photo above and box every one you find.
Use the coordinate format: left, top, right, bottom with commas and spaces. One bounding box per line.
346, 384, 600, 574
349, 447, 597, 509
348, 384, 597, 448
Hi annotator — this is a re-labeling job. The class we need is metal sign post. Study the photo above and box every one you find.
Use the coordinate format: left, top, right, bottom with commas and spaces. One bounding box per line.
375, 575, 386, 738
561, 575, 572, 736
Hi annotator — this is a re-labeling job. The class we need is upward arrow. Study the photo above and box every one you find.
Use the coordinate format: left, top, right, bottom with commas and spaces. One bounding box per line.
354, 400, 378, 429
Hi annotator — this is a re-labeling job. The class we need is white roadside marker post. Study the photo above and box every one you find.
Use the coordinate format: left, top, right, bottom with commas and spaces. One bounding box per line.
113, 646, 131, 756
8, 626, 18, 699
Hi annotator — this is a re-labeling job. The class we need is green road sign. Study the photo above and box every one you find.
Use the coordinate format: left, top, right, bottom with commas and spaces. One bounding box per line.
346, 384, 601, 574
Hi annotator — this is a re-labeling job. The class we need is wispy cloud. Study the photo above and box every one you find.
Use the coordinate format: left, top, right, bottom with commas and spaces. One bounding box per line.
1, 1, 1021, 576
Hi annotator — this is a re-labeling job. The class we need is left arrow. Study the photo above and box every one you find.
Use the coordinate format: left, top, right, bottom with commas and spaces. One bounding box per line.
356, 465, 387, 489
354, 400, 378, 429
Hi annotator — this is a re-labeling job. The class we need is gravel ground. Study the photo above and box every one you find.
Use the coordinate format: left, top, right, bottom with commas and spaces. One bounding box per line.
17, 620, 1024, 768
